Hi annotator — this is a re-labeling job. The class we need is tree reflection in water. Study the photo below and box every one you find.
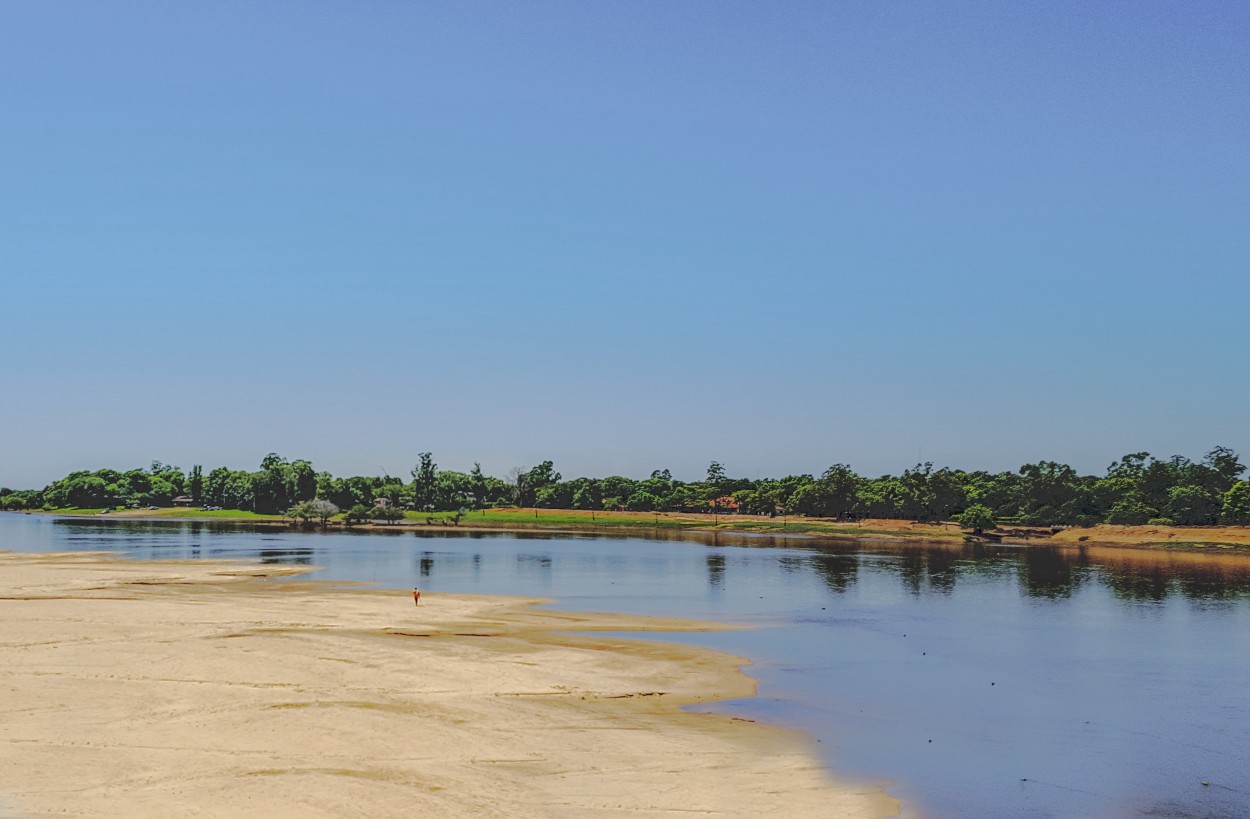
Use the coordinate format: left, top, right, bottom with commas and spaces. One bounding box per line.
809, 551, 858, 594
705, 553, 725, 589
773, 539, 1250, 605
258, 548, 313, 565
1019, 547, 1090, 599
47, 516, 1250, 606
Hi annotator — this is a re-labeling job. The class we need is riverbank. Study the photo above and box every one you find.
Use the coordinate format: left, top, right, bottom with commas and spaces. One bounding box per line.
1047, 522, 1250, 550
28, 506, 1250, 552
0, 550, 898, 818
30, 506, 968, 542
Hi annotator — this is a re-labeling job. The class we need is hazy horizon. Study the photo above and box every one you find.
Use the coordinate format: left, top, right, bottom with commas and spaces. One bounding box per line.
2, 2, 1246, 490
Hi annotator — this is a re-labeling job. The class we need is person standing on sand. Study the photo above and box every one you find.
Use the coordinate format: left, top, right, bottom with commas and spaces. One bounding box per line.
412, 587, 420, 606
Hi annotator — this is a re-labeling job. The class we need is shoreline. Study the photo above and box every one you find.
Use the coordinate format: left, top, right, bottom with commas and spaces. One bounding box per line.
21, 507, 1250, 554
0, 550, 899, 817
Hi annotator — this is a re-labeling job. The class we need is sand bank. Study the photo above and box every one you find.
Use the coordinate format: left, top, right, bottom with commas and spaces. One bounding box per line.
1048, 522, 1250, 549
0, 551, 897, 818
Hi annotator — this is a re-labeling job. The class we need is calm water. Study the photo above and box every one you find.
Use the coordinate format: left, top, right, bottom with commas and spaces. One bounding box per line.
3, 513, 1249, 818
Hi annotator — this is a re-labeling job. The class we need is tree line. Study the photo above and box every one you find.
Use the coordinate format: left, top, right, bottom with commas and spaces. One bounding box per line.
3, 447, 1249, 527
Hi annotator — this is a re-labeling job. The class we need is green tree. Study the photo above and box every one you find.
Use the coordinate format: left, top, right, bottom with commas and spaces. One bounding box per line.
253, 453, 290, 514
203, 467, 230, 507
470, 463, 488, 508
1105, 498, 1155, 525
599, 476, 637, 508
435, 470, 475, 510
344, 504, 372, 525
705, 461, 727, 497
285, 502, 311, 525
1166, 485, 1222, 525
1201, 446, 1245, 494
285, 460, 317, 504
927, 468, 968, 520
511, 461, 560, 507
957, 504, 996, 535
789, 464, 859, 518
222, 471, 256, 510
411, 453, 438, 511
370, 505, 404, 525
535, 481, 574, 508
570, 479, 602, 510
188, 465, 203, 505
1221, 481, 1250, 525
149, 477, 177, 505
525, 461, 561, 491
1016, 461, 1081, 525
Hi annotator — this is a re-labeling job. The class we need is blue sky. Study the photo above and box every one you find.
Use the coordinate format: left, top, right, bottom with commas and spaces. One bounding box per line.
1, 1, 1247, 488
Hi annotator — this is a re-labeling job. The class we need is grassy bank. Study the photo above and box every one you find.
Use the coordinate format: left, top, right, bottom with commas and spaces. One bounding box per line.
35, 505, 966, 541
34, 507, 286, 521
415, 507, 965, 539
33, 505, 1248, 551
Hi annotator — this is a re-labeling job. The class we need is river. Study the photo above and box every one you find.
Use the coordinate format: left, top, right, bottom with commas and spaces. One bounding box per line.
3, 512, 1248, 818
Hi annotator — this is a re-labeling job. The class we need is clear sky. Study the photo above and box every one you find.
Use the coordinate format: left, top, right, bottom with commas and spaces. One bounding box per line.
1, 1, 1247, 489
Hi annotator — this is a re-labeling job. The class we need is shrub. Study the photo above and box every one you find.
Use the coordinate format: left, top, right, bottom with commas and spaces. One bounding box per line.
370, 505, 404, 525
344, 504, 372, 525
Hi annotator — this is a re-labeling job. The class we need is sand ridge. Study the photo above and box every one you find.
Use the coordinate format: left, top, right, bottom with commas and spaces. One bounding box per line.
0, 551, 897, 818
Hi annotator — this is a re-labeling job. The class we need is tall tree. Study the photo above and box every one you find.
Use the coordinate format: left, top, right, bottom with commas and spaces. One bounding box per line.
188, 465, 203, 504
253, 453, 289, 514
1222, 482, 1250, 525
470, 462, 488, 508
411, 453, 438, 511
286, 460, 317, 504
706, 461, 727, 488
514, 461, 560, 507
1202, 446, 1245, 494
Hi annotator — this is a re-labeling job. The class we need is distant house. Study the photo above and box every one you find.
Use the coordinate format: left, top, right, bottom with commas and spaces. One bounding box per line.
172, 496, 194, 507
709, 496, 740, 513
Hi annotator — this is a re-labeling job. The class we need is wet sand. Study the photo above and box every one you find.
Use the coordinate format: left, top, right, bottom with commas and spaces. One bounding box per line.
0, 551, 897, 818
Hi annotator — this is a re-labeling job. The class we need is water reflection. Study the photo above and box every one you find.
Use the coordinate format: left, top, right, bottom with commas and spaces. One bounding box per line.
258, 548, 312, 565
780, 540, 1250, 605
40, 516, 1250, 605
810, 552, 858, 593
706, 553, 726, 589
1019, 547, 1089, 599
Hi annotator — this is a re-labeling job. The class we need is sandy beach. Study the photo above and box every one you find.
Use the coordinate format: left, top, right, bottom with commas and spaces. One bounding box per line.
0, 551, 897, 818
